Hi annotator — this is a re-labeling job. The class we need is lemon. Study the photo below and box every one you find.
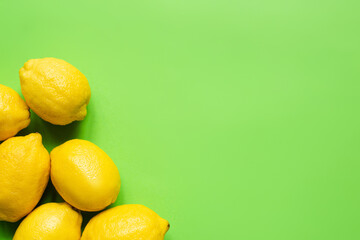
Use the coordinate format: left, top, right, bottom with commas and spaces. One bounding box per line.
13, 202, 82, 240
0, 133, 49, 222
82, 204, 169, 240
19, 57, 91, 125
0, 84, 30, 141
50, 139, 121, 211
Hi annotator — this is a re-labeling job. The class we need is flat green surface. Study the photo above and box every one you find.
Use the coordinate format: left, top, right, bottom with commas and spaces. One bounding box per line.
1, 0, 360, 239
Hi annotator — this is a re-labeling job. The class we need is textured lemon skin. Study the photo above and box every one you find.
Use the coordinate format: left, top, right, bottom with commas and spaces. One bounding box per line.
0, 133, 49, 222
51, 139, 121, 211
19, 57, 91, 125
0, 84, 30, 141
13, 202, 82, 240
81, 204, 169, 240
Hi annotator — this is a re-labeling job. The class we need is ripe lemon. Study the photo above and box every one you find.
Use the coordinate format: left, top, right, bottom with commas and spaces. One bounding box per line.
82, 204, 170, 240
0, 133, 50, 222
19, 57, 91, 125
50, 139, 121, 211
13, 202, 82, 240
0, 84, 30, 141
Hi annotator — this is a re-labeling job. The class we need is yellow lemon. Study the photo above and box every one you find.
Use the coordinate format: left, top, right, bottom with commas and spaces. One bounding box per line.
82, 204, 170, 240
50, 139, 120, 211
0, 133, 49, 222
13, 202, 82, 240
0, 84, 30, 141
19, 57, 91, 125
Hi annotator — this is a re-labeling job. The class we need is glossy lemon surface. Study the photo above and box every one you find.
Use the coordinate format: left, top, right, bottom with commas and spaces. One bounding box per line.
19, 58, 91, 125
51, 139, 120, 211
82, 204, 169, 240
0, 133, 49, 222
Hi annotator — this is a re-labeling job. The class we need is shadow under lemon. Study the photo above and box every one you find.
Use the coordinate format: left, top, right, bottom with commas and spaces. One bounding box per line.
0, 220, 19, 239
17, 110, 81, 151
81, 180, 126, 231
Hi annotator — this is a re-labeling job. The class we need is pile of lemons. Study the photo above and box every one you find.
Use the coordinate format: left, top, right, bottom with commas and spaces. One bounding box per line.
0, 58, 169, 239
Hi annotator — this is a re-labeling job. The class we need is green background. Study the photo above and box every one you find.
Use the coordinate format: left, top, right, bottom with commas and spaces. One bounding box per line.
1, 0, 360, 239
